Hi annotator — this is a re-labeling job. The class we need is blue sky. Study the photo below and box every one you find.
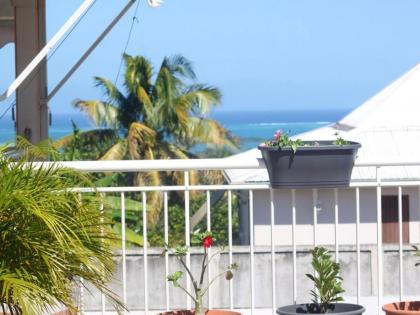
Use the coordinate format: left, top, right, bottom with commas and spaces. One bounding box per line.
1, 0, 420, 114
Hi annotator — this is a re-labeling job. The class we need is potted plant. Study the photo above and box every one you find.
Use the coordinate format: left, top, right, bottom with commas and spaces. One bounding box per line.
258, 130, 361, 188
161, 231, 240, 315
382, 247, 420, 314
0, 146, 125, 314
277, 246, 365, 314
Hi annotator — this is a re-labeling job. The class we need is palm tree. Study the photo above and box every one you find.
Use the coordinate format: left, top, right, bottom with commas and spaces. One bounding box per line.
56, 54, 238, 224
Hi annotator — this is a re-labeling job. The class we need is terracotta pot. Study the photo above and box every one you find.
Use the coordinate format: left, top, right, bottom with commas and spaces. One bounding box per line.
383, 301, 420, 315
158, 310, 241, 315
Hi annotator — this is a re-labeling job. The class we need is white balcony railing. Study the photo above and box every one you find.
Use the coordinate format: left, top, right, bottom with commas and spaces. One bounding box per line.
50, 157, 420, 315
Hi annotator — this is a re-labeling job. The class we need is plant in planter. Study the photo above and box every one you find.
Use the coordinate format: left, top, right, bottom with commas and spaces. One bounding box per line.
258, 130, 361, 188
277, 246, 365, 314
382, 246, 420, 314
0, 147, 125, 315
162, 231, 240, 315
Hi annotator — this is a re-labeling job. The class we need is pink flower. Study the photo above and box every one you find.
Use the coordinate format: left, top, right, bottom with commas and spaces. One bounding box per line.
274, 129, 283, 140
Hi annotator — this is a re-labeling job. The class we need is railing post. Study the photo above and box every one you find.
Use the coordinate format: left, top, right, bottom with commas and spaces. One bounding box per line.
398, 186, 404, 301
121, 192, 127, 314
184, 171, 191, 309
376, 167, 383, 314
269, 188, 276, 315
249, 190, 255, 315
164, 191, 170, 311
355, 187, 361, 305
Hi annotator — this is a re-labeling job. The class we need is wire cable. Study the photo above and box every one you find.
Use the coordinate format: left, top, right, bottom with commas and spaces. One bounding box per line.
114, 0, 141, 85
0, 100, 16, 120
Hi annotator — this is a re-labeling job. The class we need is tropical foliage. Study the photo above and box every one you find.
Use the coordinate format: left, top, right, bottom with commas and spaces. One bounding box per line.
0, 146, 124, 315
55, 54, 238, 225
306, 246, 345, 313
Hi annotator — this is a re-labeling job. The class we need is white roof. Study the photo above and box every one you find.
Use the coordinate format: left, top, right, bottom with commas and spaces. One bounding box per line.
225, 63, 420, 184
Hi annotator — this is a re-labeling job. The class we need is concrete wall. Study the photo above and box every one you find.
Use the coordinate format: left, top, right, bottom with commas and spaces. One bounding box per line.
244, 187, 420, 246
82, 245, 420, 312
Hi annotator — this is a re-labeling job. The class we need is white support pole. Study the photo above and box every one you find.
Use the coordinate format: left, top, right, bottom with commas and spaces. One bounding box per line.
47, 0, 135, 101
0, 0, 96, 102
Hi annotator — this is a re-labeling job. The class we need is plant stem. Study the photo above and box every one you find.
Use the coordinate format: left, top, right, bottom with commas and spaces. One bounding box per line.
176, 284, 197, 302
199, 247, 207, 287
201, 269, 229, 296
194, 294, 204, 315
203, 247, 224, 269
176, 255, 198, 292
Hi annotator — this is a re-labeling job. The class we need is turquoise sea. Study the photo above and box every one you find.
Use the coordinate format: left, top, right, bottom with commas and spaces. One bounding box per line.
0, 109, 349, 151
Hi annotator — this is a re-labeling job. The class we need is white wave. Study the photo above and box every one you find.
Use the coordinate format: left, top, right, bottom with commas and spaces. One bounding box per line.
247, 121, 331, 126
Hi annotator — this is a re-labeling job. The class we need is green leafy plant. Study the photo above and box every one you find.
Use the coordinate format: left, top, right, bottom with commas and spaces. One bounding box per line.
262, 130, 303, 152
333, 132, 350, 146
165, 231, 238, 315
0, 147, 125, 315
306, 246, 345, 313
262, 130, 351, 153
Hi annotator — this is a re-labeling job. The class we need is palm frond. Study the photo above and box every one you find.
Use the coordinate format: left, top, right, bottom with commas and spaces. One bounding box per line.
93, 76, 126, 107
183, 117, 239, 150
100, 140, 128, 161
54, 129, 118, 149
127, 122, 156, 160
161, 54, 196, 80
123, 54, 153, 95
73, 99, 119, 128
180, 84, 222, 115
15, 136, 60, 161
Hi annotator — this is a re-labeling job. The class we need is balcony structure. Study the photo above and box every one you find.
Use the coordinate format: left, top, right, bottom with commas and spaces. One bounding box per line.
43, 157, 420, 315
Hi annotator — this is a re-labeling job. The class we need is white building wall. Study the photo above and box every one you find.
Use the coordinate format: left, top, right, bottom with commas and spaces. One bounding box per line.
252, 187, 420, 246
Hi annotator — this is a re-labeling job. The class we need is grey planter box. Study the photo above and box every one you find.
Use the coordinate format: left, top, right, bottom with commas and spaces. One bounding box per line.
277, 303, 365, 314
258, 141, 361, 188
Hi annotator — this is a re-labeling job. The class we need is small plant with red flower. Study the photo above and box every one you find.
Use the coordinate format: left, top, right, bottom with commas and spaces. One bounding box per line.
165, 231, 238, 315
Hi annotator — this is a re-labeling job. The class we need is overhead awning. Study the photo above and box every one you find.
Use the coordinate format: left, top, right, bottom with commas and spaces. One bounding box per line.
0, 0, 14, 48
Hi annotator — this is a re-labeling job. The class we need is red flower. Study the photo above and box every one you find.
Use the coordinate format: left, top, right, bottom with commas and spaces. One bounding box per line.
202, 235, 213, 248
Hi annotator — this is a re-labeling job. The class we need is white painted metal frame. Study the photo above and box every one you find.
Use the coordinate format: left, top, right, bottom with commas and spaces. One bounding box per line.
0, 0, 96, 102
47, 0, 135, 102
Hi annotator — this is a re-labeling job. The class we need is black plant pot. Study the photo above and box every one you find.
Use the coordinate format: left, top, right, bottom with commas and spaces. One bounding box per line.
277, 303, 365, 314
258, 141, 361, 188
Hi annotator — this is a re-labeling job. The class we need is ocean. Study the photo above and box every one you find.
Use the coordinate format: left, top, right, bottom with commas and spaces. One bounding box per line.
0, 109, 349, 151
